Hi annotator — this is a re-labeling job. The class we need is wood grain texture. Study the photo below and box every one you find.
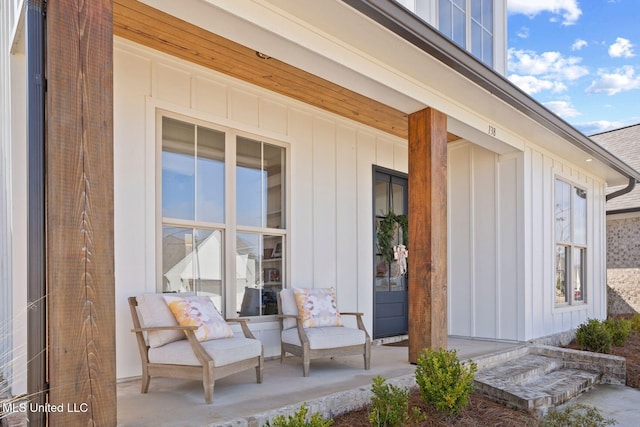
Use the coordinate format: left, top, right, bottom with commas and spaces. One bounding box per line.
47, 0, 116, 425
113, 0, 462, 143
407, 108, 448, 363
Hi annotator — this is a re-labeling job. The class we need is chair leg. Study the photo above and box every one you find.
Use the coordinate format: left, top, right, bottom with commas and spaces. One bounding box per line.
256, 353, 264, 384
280, 343, 286, 364
302, 353, 310, 377
364, 341, 371, 370
140, 366, 150, 393
203, 364, 215, 404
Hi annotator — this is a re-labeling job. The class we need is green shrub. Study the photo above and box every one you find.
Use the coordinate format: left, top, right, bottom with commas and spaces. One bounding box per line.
368, 376, 424, 427
629, 313, 640, 332
538, 403, 616, 427
265, 403, 333, 427
415, 348, 477, 416
575, 319, 612, 354
605, 318, 632, 346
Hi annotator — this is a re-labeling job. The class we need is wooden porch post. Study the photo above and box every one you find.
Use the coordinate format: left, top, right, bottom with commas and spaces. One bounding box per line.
408, 107, 447, 364
47, 0, 116, 425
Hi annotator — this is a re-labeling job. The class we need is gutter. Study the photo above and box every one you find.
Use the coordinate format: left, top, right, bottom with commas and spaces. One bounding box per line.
606, 177, 636, 202
342, 0, 640, 184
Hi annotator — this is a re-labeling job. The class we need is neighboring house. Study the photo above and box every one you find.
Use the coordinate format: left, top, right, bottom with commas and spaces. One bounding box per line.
1, 0, 639, 423
591, 124, 640, 315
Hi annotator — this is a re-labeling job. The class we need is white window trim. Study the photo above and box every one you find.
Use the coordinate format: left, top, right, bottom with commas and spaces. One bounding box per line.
150, 101, 291, 319
552, 173, 588, 310
435, 0, 496, 68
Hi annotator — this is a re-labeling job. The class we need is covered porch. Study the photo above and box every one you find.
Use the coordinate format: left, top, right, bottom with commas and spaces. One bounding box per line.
117, 338, 523, 426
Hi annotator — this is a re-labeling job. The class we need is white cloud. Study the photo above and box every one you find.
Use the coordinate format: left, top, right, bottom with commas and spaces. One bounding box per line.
571, 39, 588, 51
577, 120, 627, 135
586, 66, 640, 95
517, 27, 530, 39
509, 75, 567, 95
508, 0, 582, 25
508, 48, 589, 82
608, 37, 635, 58
543, 101, 581, 118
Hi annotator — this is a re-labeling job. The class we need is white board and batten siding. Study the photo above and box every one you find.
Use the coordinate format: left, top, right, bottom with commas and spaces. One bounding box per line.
113, 39, 408, 379
448, 141, 607, 343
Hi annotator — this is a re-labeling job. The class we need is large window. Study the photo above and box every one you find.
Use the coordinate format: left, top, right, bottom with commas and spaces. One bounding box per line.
438, 0, 494, 67
161, 115, 286, 317
554, 178, 587, 306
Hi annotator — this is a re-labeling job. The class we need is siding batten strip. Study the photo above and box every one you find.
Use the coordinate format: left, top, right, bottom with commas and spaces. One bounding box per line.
47, 0, 116, 425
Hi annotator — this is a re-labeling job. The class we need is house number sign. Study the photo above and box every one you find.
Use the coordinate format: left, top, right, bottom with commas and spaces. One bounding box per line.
488, 125, 497, 137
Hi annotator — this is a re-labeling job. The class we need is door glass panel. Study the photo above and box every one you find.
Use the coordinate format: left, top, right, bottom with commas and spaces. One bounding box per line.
375, 179, 389, 216
391, 182, 405, 214
162, 226, 223, 310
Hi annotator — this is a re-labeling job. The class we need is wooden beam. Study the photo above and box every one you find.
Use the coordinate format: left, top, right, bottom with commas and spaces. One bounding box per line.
46, 0, 116, 425
407, 107, 448, 364
112, 0, 464, 143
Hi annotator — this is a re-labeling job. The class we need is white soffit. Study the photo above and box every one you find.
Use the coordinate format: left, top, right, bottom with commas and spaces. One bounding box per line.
142, 0, 628, 184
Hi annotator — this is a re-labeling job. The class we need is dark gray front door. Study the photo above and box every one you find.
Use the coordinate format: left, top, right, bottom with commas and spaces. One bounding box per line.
373, 167, 408, 339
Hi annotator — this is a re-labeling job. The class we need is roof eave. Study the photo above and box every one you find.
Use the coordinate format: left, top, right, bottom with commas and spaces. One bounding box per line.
342, 0, 640, 183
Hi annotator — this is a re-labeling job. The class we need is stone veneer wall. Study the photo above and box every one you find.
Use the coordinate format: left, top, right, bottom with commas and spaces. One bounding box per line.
606, 215, 640, 315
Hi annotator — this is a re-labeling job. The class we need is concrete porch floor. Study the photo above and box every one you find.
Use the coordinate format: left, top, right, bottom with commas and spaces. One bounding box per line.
117, 337, 523, 426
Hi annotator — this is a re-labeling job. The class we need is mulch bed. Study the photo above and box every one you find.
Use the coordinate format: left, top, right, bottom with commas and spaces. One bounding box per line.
333, 319, 640, 426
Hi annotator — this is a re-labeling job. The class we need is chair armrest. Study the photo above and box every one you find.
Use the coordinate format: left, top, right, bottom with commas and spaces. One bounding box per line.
339, 313, 369, 337
226, 318, 256, 339
130, 325, 197, 333
278, 314, 302, 320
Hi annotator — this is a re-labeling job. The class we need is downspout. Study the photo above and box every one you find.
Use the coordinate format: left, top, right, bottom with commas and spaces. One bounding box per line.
606, 177, 636, 201
26, 0, 47, 425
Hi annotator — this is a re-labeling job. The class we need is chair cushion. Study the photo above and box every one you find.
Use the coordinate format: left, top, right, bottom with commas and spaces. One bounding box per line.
148, 336, 262, 367
137, 293, 184, 348
293, 287, 343, 328
163, 295, 233, 342
282, 326, 365, 350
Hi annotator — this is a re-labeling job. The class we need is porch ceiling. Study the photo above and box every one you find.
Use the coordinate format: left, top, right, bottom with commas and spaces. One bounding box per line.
113, 0, 460, 143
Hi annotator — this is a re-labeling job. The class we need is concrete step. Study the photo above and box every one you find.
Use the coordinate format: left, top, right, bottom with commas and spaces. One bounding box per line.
474, 354, 601, 416
475, 354, 562, 385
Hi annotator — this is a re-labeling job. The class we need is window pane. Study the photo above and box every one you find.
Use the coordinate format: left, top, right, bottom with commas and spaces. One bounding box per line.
452, 7, 466, 46
482, 0, 493, 32
555, 245, 568, 304
438, 0, 453, 39
482, 29, 493, 66
236, 137, 264, 227
555, 180, 571, 242
236, 233, 282, 316
573, 187, 587, 245
162, 226, 223, 310
471, 0, 481, 21
264, 143, 285, 229
471, 21, 482, 58
162, 117, 195, 220
196, 126, 225, 223
573, 248, 586, 302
